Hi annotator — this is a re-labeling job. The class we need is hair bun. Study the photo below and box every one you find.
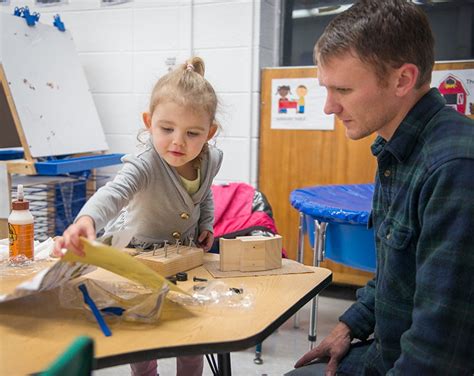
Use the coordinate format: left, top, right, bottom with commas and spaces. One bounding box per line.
186, 57, 205, 77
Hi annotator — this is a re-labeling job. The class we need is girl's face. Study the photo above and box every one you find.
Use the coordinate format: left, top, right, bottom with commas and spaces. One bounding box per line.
143, 101, 217, 175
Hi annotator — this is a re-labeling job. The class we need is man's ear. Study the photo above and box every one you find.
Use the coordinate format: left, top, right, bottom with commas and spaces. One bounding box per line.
142, 112, 152, 129
207, 123, 218, 140
395, 63, 419, 97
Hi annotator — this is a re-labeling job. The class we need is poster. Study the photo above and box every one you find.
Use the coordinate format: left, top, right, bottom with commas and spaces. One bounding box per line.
431, 68, 474, 116
271, 78, 334, 130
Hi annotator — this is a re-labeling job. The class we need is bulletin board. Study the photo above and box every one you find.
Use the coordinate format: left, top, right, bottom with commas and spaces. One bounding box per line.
258, 61, 474, 286
0, 13, 108, 159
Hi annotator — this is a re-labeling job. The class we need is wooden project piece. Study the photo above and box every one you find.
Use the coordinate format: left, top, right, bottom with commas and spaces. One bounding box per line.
134, 244, 204, 277
219, 235, 282, 272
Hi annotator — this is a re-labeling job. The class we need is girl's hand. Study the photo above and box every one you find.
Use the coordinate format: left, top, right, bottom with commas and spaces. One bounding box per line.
52, 216, 96, 257
197, 230, 214, 252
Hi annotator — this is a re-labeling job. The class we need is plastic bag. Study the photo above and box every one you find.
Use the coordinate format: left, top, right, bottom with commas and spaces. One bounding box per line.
168, 280, 254, 309
59, 274, 168, 323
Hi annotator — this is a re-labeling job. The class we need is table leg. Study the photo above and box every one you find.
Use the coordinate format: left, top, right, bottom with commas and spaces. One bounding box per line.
217, 353, 232, 376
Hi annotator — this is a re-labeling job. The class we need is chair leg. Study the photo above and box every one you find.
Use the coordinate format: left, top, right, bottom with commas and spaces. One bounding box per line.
253, 343, 263, 364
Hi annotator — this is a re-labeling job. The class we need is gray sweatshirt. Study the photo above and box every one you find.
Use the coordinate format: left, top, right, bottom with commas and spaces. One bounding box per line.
77, 142, 223, 247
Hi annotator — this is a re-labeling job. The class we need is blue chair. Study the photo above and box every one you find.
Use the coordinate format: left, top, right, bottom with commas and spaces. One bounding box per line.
290, 184, 375, 344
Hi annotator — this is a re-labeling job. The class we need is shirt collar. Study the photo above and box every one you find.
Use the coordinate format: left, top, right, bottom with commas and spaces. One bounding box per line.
371, 88, 446, 161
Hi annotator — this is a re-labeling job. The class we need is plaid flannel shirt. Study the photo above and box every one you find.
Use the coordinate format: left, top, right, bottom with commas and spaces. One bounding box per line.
339, 88, 474, 375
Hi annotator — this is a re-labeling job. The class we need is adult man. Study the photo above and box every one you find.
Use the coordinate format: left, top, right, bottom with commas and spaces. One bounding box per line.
286, 0, 474, 375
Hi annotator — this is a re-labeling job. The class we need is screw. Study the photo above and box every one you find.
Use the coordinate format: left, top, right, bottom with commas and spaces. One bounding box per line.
193, 276, 208, 282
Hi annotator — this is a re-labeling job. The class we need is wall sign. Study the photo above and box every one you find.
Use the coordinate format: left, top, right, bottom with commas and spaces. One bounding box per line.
431, 68, 474, 116
271, 78, 334, 130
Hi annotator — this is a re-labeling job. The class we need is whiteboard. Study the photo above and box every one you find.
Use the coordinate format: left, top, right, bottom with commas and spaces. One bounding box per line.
0, 13, 108, 158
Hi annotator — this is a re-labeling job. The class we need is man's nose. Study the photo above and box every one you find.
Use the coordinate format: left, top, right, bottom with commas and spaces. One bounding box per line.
324, 92, 342, 115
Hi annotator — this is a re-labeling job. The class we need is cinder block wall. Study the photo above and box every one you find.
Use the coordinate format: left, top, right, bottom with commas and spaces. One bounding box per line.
2, 0, 281, 187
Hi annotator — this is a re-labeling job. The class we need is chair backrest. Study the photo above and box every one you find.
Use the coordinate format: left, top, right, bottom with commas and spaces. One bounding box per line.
40, 336, 94, 376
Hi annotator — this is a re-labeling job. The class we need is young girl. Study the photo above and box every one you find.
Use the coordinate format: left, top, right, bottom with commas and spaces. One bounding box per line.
54, 57, 223, 376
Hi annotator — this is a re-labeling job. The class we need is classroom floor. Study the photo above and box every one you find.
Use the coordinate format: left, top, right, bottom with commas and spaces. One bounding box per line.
94, 285, 356, 376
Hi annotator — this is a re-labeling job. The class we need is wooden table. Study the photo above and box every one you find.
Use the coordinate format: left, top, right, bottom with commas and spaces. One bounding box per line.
0, 256, 332, 375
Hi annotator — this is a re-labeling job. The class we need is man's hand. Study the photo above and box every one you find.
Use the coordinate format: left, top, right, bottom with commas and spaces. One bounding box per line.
294, 322, 352, 376
52, 216, 96, 257
197, 230, 214, 252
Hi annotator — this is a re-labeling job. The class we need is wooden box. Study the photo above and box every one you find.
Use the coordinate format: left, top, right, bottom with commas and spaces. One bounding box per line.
219, 235, 282, 272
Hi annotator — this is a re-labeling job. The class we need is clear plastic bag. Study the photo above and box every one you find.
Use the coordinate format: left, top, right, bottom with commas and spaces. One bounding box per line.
168, 280, 254, 309
59, 276, 168, 323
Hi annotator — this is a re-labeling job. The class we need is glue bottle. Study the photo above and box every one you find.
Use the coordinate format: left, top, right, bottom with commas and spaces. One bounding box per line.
8, 184, 34, 260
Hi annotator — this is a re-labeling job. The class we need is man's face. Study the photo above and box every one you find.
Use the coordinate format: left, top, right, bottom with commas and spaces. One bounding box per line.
317, 52, 401, 140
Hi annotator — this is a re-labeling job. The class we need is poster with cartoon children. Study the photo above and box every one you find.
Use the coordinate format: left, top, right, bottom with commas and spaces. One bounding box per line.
271, 78, 333, 130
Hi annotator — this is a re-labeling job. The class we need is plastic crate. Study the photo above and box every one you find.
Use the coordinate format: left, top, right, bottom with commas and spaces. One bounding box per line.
10, 171, 111, 241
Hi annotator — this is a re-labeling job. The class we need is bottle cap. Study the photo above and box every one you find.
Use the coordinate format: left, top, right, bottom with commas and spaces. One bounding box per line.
12, 200, 29, 210
12, 184, 29, 210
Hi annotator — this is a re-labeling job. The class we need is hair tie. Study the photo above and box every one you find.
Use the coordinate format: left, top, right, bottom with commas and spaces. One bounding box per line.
186, 63, 195, 72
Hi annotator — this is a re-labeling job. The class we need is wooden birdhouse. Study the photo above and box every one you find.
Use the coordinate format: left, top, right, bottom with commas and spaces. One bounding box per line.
219, 235, 282, 272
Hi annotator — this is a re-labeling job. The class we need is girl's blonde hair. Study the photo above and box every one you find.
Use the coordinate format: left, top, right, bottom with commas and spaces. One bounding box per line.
138, 57, 219, 163
149, 56, 218, 123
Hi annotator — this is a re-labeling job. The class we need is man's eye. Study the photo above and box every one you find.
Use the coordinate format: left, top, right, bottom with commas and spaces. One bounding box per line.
337, 88, 351, 93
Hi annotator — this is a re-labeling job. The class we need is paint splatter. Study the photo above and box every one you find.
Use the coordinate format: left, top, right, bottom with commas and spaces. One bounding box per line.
23, 78, 36, 90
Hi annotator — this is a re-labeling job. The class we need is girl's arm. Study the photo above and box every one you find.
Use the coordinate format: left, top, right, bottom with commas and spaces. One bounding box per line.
198, 188, 214, 235
54, 155, 149, 256
76, 155, 148, 231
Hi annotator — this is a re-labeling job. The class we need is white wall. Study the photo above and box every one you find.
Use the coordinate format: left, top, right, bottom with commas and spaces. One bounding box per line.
1, 0, 281, 187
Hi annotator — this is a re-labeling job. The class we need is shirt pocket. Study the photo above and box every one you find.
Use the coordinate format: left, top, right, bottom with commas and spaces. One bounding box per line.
376, 218, 415, 303
376, 218, 413, 251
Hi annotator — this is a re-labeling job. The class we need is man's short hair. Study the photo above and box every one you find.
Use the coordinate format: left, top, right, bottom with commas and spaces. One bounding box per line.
314, 0, 435, 88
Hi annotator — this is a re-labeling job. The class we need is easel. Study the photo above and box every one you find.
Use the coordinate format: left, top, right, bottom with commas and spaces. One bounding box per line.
0, 10, 123, 238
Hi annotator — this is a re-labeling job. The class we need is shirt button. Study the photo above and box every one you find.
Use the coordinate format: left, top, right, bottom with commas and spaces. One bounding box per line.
384, 169, 391, 177
180, 212, 190, 220
172, 231, 181, 239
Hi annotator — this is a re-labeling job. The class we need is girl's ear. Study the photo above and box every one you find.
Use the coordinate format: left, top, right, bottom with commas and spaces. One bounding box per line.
207, 123, 218, 140
142, 112, 152, 129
